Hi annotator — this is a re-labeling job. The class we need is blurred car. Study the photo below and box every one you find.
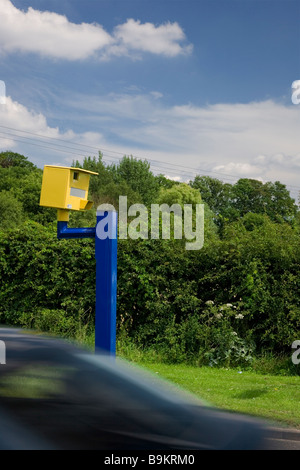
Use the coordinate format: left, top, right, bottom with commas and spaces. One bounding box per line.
0, 326, 268, 450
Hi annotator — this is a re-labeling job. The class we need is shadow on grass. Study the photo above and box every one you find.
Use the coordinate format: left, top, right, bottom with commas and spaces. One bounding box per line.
234, 389, 268, 399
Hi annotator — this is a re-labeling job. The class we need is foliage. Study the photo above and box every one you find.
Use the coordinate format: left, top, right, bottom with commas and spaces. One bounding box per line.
0, 190, 24, 230
0, 154, 55, 224
190, 175, 232, 216
155, 174, 179, 189
73, 153, 145, 209
0, 222, 96, 337
109, 155, 159, 206
0, 151, 300, 370
156, 183, 202, 207
0, 151, 36, 169
190, 175, 298, 232
230, 178, 297, 222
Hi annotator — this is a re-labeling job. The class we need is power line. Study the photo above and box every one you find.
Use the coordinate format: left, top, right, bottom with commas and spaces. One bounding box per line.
0, 131, 249, 184
0, 124, 125, 155
0, 134, 95, 158
0, 126, 244, 182
0, 124, 299, 194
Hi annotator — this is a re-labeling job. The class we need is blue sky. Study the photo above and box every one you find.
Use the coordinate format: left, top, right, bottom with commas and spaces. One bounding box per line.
0, 0, 300, 200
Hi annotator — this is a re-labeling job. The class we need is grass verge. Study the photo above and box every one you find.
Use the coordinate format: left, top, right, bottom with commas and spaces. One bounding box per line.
21, 330, 300, 430
135, 362, 300, 429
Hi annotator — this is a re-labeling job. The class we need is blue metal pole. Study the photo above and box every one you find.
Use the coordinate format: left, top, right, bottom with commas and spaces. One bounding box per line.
57, 221, 96, 239
94, 210, 118, 356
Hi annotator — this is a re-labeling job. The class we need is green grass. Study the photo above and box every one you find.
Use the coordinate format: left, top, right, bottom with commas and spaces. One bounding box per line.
38, 332, 300, 430
134, 362, 300, 429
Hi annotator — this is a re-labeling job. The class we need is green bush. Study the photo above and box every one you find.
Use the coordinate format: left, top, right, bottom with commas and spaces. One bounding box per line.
152, 302, 255, 367
19, 308, 76, 336
0, 211, 300, 370
0, 222, 95, 332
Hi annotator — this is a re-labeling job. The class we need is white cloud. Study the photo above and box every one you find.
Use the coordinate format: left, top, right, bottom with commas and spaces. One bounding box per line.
0, 96, 107, 167
212, 162, 265, 181
1, 91, 300, 200
0, 0, 192, 60
0, 96, 68, 140
112, 19, 192, 58
82, 94, 299, 163
254, 153, 300, 170
164, 175, 183, 182
0, 0, 113, 60
59, 92, 300, 196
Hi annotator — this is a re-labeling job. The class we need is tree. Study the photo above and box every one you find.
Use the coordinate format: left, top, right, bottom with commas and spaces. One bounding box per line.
156, 183, 202, 208
190, 175, 232, 215
189, 175, 239, 232
93, 180, 141, 210
190, 175, 298, 229
0, 190, 24, 230
73, 153, 143, 209
0, 153, 57, 224
72, 153, 115, 198
0, 151, 36, 169
231, 179, 298, 222
111, 156, 159, 206
156, 183, 218, 243
155, 174, 179, 189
